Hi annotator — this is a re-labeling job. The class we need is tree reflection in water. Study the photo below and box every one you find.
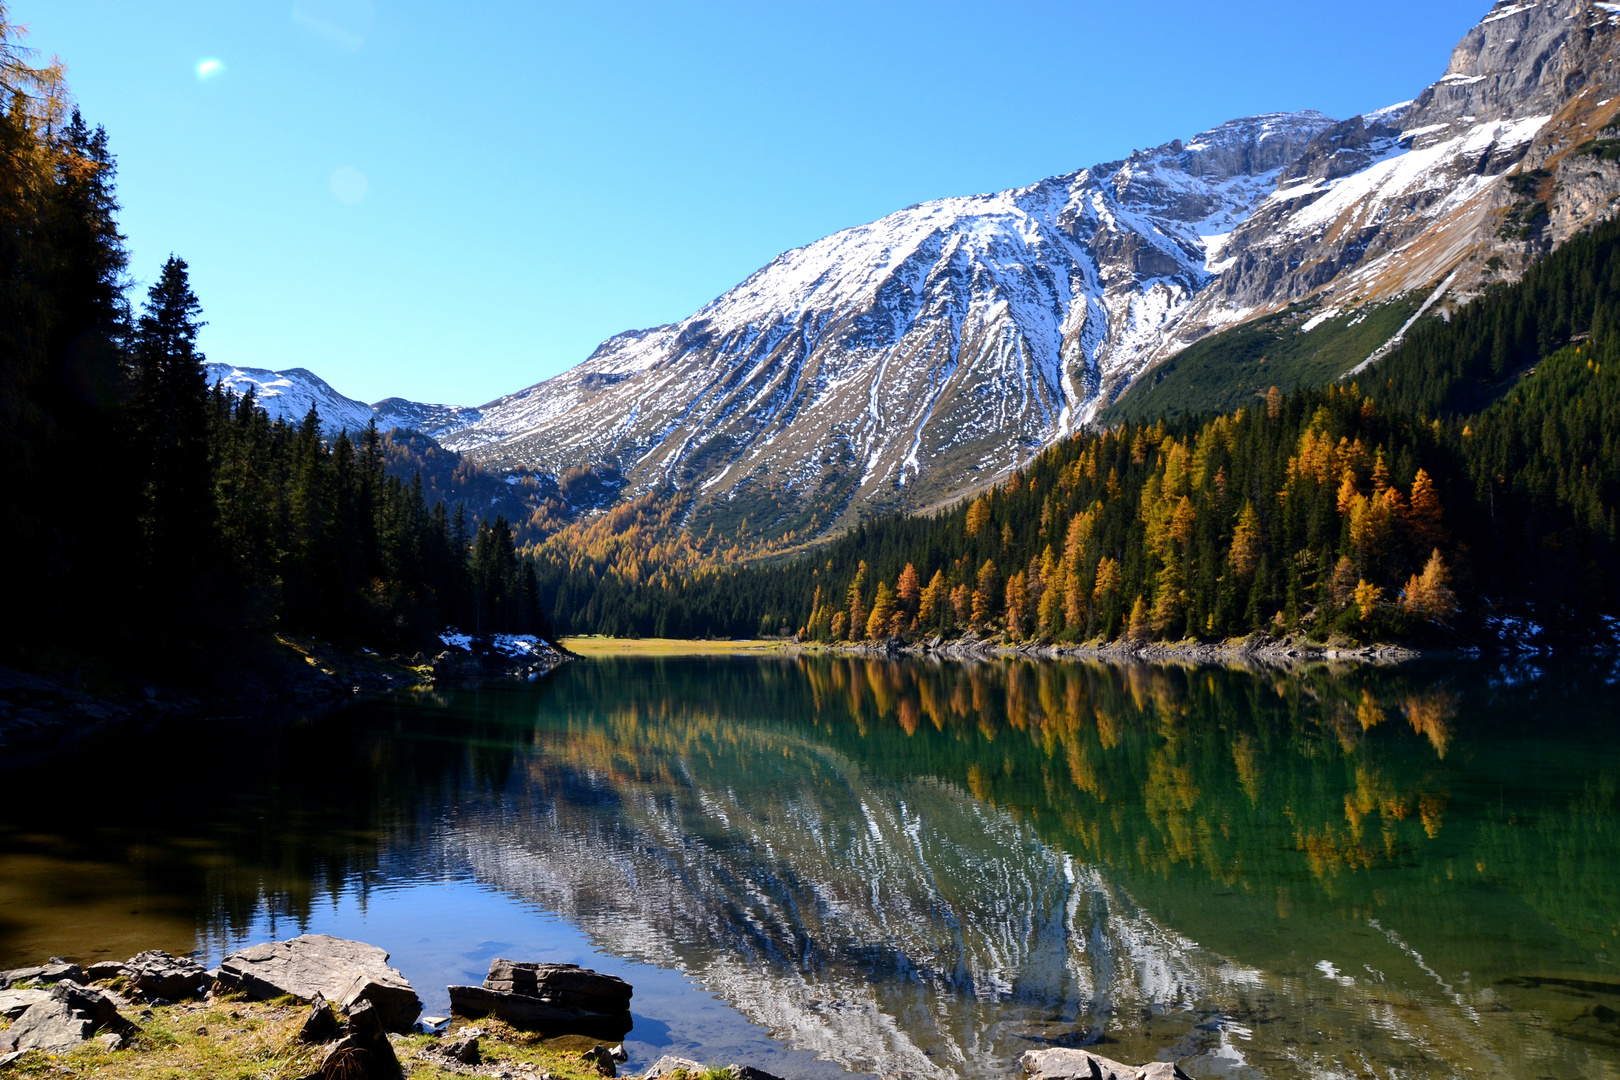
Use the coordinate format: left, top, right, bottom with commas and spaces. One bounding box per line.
2, 655, 1617, 1080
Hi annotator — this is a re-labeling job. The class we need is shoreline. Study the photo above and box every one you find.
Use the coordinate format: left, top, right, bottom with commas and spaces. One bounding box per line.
0, 633, 571, 770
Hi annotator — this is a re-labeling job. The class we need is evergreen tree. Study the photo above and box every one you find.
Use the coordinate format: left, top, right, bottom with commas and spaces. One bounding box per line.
129, 256, 215, 627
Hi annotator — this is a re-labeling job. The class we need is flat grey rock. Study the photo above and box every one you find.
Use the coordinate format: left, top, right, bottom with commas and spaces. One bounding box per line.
0, 960, 82, 989
214, 934, 421, 1033
0, 988, 50, 1021
0, 999, 94, 1053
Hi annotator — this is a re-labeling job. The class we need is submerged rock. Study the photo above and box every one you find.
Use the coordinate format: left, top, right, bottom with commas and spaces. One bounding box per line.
448, 960, 632, 1039
215, 934, 421, 1032
1021, 1048, 1191, 1080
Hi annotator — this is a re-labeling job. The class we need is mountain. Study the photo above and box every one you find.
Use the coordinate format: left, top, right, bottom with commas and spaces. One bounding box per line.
205, 363, 377, 434
205, 363, 482, 441
442, 112, 1338, 539
1112, 0, 1620, 415
436, 1, 1620, 545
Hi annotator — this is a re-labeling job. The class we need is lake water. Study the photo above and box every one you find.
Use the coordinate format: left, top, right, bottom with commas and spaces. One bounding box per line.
2, 653, 1618, 1080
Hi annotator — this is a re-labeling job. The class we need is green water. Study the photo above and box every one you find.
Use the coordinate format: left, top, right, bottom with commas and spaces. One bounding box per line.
1, 654, 1617, 1079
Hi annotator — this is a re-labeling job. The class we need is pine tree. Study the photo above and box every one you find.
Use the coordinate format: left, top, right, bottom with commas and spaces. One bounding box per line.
129, 255, 215, 628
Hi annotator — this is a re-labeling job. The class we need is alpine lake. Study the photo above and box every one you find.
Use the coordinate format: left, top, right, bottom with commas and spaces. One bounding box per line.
2, 650, 1618, 1080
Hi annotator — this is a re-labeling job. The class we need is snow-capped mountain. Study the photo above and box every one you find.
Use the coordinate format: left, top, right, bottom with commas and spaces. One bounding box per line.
437, 0, 1620, 543
205, 363, 482, 441
444, 112, 1337, 530
1157, 0, 1620, 366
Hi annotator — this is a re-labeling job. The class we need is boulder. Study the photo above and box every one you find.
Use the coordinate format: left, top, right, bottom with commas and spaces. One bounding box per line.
341, 1000, 402, 1079
0, 999, 94, 1053
640, 1055, 701, 1080
447, 960, 632, 1039
0, 983, 129, 1055
1020, 1049, 1191, 1080
0, 959, 83, 988
215, 935, 421, 1033
445, 1031, 481, 1065
0, 988, 51, 1021
123, 950, 211, 1000
49, 981, 127, 1032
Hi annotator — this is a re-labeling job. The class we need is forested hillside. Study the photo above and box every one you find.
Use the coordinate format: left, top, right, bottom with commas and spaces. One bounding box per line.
0, 30, 546, 673
537, 215, 1620, 645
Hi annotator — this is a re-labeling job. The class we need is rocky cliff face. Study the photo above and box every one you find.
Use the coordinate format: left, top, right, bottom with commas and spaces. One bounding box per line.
426, 1, 1620, 544
1158, 0, 1620, 367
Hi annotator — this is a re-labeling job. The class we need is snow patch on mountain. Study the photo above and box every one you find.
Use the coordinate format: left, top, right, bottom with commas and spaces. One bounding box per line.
206, 363, 480, 442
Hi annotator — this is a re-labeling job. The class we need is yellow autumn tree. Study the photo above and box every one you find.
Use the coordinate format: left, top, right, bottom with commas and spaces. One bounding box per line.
1127, 595, 1152, 641
971, 560, 998, 629
1230, 502, 1262, 579
964, 497, 991, 538
866, 581, 897, 641
917, 569, 948, 633
896, 563, 922, 618
1401, 549, 1458, 625
1354, 579, 1383, 624
847, 561, 868, 640
1003, 571, 1029, 639
1405, 469, 1447, 551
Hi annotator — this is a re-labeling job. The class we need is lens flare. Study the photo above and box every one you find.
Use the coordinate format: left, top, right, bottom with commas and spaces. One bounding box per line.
195, 58, 225, 81
330, 166, 368, 204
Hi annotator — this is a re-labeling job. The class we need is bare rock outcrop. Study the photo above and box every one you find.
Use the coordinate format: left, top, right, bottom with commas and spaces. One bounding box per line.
0, 981, 135, 1055
215, 934, 421, 1032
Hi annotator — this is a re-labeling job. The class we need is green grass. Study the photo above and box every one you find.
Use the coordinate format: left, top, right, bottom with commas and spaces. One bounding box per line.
0, 994, 641, 1079
561, 636, 792, 655
1102, 295, 1424, 424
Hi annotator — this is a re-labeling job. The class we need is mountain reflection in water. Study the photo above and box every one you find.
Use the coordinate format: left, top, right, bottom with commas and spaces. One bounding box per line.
1, 655, 1617, 1080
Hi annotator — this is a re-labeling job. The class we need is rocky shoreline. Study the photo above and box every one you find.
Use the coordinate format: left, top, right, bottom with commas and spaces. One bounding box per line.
0, 936, 1189, 1080
0, 632, 571, 765
799, 630, 1427, 668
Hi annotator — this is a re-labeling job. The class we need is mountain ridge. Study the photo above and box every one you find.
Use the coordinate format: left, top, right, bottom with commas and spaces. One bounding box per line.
213, 0, 1620, 550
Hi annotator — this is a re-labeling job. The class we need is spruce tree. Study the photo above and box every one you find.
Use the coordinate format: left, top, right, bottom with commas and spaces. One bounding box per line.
129, 256, 215, 632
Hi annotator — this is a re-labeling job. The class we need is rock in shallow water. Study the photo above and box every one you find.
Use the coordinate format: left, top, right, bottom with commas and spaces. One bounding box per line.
448, 960, 632, 1040
1020, 1048, 1190, 1080
215, 934, 421, 1033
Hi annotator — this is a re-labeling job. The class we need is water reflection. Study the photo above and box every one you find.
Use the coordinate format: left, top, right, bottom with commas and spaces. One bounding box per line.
2, 656, 1617, 1080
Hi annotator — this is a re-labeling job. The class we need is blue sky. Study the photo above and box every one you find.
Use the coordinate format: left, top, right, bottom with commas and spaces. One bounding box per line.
28, 0, 1491, 407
